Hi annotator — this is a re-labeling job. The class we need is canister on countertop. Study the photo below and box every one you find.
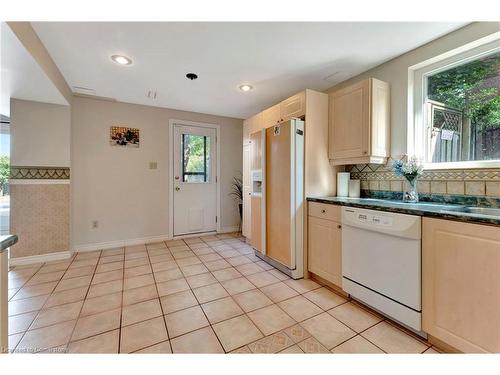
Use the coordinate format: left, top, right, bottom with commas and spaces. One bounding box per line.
348, 179, 361, 198
337, 172, 350, 197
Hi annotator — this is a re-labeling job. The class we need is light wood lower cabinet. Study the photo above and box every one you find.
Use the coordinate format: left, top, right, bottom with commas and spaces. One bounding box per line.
422, 218, 500, 353
307, 203, 342, 287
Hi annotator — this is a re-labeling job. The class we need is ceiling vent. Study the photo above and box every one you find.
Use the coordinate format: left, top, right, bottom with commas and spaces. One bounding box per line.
323, 72, 340, 82
72, 86, 96, 96
146, 91, 158, 100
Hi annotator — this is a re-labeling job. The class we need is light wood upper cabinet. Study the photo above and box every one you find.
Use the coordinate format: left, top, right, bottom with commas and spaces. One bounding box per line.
250, 112, 263, 133
328, 78, 390, 165
422, 218, 500, 353
243, 119, 251, 146
261, 92, 306, 128
262, 103, 281, 128
280, 91, 305, 121
307, 203, 342, 287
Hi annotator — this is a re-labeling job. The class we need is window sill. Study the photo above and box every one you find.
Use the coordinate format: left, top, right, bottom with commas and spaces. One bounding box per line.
423, 160, 500, 170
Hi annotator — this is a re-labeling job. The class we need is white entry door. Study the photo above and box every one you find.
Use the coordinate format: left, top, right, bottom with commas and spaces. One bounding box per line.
173, 124, 217, 236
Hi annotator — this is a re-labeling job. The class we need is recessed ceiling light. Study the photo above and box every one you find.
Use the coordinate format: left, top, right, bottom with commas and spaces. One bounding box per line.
239, 84, 253, 92
111, 55, 133, 65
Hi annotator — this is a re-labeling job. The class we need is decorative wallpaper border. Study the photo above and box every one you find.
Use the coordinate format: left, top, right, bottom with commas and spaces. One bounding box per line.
10, 166, 70, 180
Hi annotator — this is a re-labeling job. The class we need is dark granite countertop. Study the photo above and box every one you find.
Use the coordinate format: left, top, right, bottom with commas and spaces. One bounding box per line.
307, 196, 500, 226
0, 235, 18, 253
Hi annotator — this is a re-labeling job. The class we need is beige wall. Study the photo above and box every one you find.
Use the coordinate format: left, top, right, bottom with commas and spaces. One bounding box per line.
71, 97, 243, 249
10, 99, 71, 258
325, 22, 500, 158
11, 98, 70, 167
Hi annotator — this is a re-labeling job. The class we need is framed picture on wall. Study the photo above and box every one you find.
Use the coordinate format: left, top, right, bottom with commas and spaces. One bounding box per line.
110, 126, 140, 148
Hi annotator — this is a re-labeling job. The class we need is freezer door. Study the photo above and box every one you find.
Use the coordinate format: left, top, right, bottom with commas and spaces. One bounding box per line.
265, 119, 304, 269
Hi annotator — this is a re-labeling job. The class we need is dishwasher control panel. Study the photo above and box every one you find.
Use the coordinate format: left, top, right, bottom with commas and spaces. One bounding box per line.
346, 209, 393, 227
342, 207, 421, 239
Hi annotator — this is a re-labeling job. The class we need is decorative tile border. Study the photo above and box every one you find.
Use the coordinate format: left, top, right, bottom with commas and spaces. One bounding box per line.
345, 160, 500, 199
10, 166, 70, 180
350, 169, 500, 182
361, 190, 500, 207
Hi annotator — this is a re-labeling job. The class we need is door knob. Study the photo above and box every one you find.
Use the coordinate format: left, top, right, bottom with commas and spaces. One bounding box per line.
175, 187, 180, 191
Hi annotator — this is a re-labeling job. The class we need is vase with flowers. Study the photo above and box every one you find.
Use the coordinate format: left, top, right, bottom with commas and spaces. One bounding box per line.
393, 156, 424, 203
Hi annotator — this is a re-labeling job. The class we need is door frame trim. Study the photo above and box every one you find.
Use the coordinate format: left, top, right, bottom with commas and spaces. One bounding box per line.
168, 119, 221, 238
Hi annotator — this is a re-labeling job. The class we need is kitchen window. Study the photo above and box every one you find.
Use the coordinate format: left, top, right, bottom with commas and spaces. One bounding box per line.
410, 37, 500, 169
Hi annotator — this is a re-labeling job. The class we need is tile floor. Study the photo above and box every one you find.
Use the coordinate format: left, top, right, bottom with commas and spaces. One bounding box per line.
7, 233, 441, 354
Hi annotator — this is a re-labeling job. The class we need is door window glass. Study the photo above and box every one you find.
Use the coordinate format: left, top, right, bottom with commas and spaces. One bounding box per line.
182, 134, 210, 183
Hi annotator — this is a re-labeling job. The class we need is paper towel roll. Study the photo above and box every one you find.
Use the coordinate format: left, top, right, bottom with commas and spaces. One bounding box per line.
337, 172, 350, 197
348, 179, 360, 198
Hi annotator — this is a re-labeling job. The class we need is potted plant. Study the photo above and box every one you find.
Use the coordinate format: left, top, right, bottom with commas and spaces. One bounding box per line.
393, 156, 424, 203
230, 176, 243, 220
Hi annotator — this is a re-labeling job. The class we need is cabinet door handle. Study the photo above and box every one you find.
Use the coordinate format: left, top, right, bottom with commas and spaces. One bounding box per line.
363, 151, 368, 155
337, 224, 342, 229
321, 209, 326, 213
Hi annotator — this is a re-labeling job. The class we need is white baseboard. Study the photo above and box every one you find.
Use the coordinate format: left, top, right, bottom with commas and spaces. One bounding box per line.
172, 231, 216, 240
218, 226, 240, 234
75, 234, 173, 253
9, 251, 72, 266
75, 227, 241, 252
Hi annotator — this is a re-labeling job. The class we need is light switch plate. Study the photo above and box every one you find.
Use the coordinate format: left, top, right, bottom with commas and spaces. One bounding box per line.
149, 162, 158, 170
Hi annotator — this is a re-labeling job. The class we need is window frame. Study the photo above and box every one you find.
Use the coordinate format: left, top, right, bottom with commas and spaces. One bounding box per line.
409, 34, 500, 170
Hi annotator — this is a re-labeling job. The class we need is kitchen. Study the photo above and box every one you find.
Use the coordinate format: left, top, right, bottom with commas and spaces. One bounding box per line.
0, 6, 499, 372
241, 58, 500, 353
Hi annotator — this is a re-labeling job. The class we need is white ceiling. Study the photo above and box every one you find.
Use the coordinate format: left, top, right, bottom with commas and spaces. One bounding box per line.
32, 22, 467, 119
0, 22, 68, 117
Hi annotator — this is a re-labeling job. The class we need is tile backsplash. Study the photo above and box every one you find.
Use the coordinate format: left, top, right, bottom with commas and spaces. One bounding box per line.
345, 159, 500, 199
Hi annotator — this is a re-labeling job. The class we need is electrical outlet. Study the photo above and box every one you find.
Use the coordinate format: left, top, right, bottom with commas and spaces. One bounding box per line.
92, 220, 99, 229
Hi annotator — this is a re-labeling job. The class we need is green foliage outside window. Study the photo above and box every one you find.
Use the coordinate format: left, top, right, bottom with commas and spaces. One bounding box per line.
0, 156, 9, 194
427, 52, 500, 130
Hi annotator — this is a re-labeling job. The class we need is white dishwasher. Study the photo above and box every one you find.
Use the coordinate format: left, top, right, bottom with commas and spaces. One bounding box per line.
342, 207, 422, 333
